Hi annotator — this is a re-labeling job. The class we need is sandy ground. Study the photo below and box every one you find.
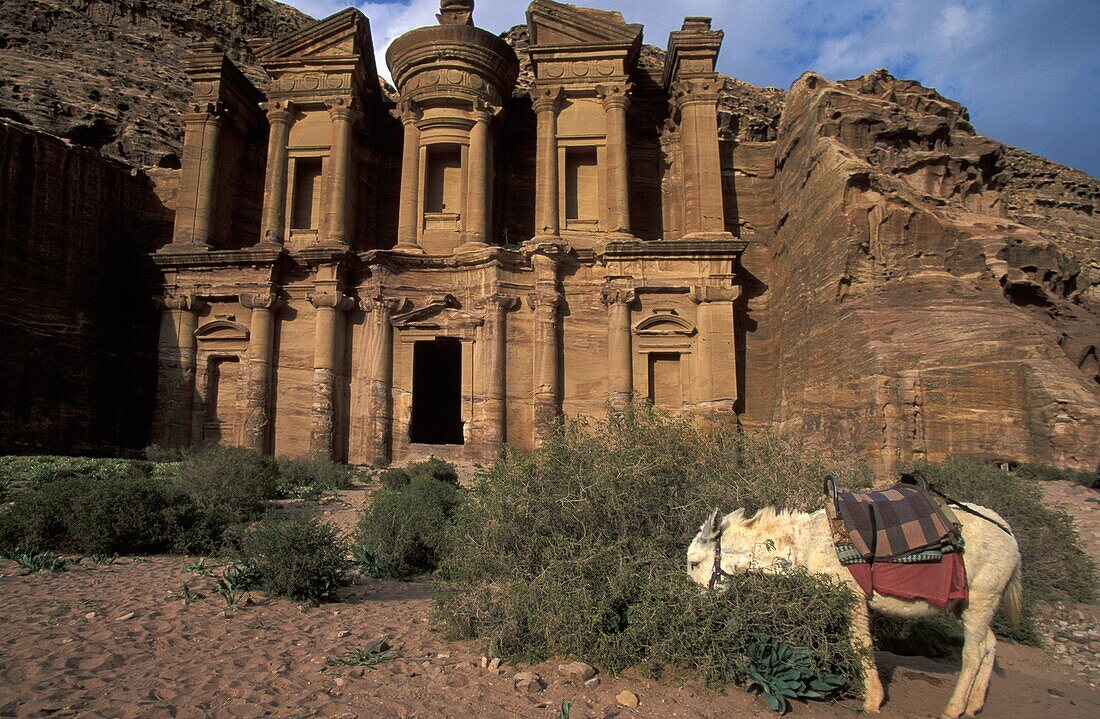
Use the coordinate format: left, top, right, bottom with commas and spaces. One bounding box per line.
1, 483, 1097, 718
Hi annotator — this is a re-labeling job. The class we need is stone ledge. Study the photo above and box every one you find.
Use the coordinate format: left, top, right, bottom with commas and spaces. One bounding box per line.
150, 246, 284, 268
600, 238, 747, 259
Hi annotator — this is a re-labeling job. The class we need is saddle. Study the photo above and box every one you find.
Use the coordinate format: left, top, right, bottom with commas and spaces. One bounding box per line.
824, 474, 963, 566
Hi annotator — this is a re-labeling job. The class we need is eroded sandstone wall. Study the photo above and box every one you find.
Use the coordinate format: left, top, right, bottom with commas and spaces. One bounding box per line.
760, 72, 1100, 475
0, 121, 172, 453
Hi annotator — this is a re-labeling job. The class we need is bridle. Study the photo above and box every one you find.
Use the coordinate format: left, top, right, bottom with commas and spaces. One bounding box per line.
707, 520, 736, 590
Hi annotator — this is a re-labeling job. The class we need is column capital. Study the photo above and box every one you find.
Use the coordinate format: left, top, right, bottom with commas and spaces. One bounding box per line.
475, 293, 520, 312
531, 84, 563, 114
308, 290, 355, 312
670, 77, 722, 107
526, 290, 564, 312
470, 98, 501, 124
359, 294, 408, 315
155, 293, 206, 312
182, 101, 224, 124
596, 82, 632, 112
397, 99, 423, 125
326, 97, 360, 123
690, 285, 741, 304
600, 286, 637, 308
261, 100, 294, 125
239, 292, 285, 312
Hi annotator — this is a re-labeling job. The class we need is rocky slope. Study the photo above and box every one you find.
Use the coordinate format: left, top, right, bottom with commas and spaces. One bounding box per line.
0, 0, 311, 167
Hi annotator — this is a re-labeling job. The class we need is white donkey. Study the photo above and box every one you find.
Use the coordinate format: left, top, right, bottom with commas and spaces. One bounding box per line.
686, 504, 1022, 719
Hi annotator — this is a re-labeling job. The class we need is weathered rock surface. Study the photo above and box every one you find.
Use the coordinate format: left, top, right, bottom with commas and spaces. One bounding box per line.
0, 0, 311, 167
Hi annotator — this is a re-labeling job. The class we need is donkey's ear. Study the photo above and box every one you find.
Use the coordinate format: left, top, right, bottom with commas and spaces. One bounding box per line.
705, 507, 722, 537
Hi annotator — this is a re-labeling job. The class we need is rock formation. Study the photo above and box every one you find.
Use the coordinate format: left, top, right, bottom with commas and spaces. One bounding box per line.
0, 1, 1095, 473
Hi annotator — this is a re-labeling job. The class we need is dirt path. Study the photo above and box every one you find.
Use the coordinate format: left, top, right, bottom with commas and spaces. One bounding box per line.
1, 552, 1096, 719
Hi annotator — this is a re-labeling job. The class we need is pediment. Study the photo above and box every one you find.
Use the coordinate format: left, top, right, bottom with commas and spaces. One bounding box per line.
391, 295, 484, 331
526, 0, 642, 47
195, 319, 250, 342
633, 312, 696, 337
256, 8, 371, 62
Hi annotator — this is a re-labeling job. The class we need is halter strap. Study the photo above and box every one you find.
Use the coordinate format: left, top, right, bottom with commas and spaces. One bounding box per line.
707, 522, 736, 590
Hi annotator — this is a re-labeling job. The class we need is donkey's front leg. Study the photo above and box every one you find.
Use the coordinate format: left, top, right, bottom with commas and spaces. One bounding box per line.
851, 602, 884, 713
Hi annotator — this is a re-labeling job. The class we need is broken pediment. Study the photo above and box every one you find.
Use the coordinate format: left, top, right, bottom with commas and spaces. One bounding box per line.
256, 8, 370, 63
194, 319, 250, 343
526, 0, 642, 48
391, 295, 485, 331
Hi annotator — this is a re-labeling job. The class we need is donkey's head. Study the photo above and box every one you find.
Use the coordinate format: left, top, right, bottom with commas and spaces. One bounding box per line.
686, 507, 790, 588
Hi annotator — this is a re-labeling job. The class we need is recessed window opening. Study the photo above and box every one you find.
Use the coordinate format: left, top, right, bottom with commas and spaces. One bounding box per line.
565, 146, 598, 222
410, 338, 464, 445
291, 158, 323, 229
425, 144, 462, 214
647, 353, 682, 409
205, 357, 240, 443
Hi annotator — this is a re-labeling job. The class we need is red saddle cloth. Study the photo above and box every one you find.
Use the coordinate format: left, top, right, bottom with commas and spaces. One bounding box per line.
845, 552, 968, 608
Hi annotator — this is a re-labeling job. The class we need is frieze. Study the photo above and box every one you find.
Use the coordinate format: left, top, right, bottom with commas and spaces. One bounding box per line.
270, 72, 350, 94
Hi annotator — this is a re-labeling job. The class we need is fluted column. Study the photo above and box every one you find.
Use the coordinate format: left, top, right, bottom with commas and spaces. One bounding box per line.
529, 252, 563, 447
597, 83, 632, 236
308, 290, 354, 457
532, 85, 562, 240
671, 78, 731, 239
240, 292, 283, 454
395, 101, 423, 252
460, 104, 494, 251
352, 295, 401, 464
601, 286, 636, 410
474, 293, 518, 453
324, 99, 358, 247
258, 101, 293, 247
151, 294, 205, 447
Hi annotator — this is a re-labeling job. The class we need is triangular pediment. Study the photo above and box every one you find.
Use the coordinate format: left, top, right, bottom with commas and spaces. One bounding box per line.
391, 295, 485, 331
257, 8, 371, 62
526, 0, 642, 47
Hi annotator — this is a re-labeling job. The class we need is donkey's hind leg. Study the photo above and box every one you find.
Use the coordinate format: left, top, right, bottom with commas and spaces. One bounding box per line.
852, 602, 884, 713
941, 605, 997, 719
963, 629, 996, 716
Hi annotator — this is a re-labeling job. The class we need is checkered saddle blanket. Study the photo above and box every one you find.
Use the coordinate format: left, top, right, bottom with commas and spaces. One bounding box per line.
827, 485, 963, 565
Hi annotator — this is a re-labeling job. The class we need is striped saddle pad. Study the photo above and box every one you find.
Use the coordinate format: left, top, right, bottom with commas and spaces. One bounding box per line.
828, 485, 963, 565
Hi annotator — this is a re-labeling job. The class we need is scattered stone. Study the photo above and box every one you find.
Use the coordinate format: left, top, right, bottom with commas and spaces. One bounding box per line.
513, 671, 545, 693
615, 690, 639, 708
480, 656, 488, 668
336, 630, 351, 638
84, 612, 96, 619
585, 676, 601, 690
558, 661, 597, 682
114, 611, 135, 621
487, 657, 502, 672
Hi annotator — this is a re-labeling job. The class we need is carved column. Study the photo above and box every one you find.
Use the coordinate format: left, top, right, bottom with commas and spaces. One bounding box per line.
529, 252, 563, 447
170, 103, 222, 249
532, 85, 562, 240
258, 101, 293, 247
395, 101, 423, 252
352, 295, 400, 464
690, 285, 740, 414
151, 294, 205, 447
324, 99, 357, 247
601, 286, 636, 410
309, 290, 354, 457
672, 79, 730, 239
240, 292, 283, 454
474, 293, 518, 453
598, 83, 632, 236
461, 104, 494, 250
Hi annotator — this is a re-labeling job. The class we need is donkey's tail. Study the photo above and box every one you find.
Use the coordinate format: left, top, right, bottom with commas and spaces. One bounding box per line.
1001, 556, 1024, 630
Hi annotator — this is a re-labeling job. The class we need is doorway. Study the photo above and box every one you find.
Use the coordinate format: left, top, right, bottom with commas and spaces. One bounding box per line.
410, 338, 463, 444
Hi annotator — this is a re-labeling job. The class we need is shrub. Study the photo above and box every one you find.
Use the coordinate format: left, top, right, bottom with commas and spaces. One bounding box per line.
144, 444, 190, 463
1013, 462, 1095, 487
276, 453, 356, 499
0, 455, 152, 490
433, 406, 865, 692
237, 513, 350, 603
899, 457, 1095, 603
356, 460, 462, 577
176, 446, 279, 522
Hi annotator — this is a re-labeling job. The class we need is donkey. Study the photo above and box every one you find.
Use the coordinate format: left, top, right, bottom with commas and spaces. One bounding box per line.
686, 504, 1022, 719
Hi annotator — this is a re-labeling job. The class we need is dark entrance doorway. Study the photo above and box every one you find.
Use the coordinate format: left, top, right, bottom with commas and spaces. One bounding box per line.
410, 338, 464, 444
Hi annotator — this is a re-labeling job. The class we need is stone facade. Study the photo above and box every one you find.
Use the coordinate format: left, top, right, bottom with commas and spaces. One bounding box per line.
151, 1, 744, 464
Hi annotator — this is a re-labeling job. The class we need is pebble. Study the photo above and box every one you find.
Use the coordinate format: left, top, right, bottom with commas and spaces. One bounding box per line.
558, 661, 597, 682
616, 690, 639, 708
585, 677, 602, 690
487, 657, 501, 672
513, 671, 545, 693
114, 611, 135, 621
84, 612, 96, 619
336, 630, 351, 638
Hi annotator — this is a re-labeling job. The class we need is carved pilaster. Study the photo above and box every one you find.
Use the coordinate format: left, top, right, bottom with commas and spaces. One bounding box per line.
350, 295, 404, 464
395, 100, 424, 252
531, 84, 563, 239
460, 100, 499, 251
690, 285, 741, 414
165, 103, 224, 250
258, 100, 293, 247
308, 290, 354, 457
239, 292, 284, 454
473, 292, 520, 452
596, 83, 633, 236
669, 77, 731, 240
151, 294, 206, 447
324, 98, 359, 247
528, 276, 564, 447
601, 285, 637, 410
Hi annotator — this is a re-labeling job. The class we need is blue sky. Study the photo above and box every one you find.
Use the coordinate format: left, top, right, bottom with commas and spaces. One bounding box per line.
285, 0, 1100, 177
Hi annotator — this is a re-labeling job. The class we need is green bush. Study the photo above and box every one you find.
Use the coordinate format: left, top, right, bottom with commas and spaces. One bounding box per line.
0, 455, 152, 489
237, 513, 350, 603
175, 446, 279, 522
433, 406, 866, 691
1013, 462, 1095, 487
144, 445, 190, 463
0, 474, 222, 556
356, 459, 462, 577
900, 457, 1095, 603
276, 453, 356, 499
